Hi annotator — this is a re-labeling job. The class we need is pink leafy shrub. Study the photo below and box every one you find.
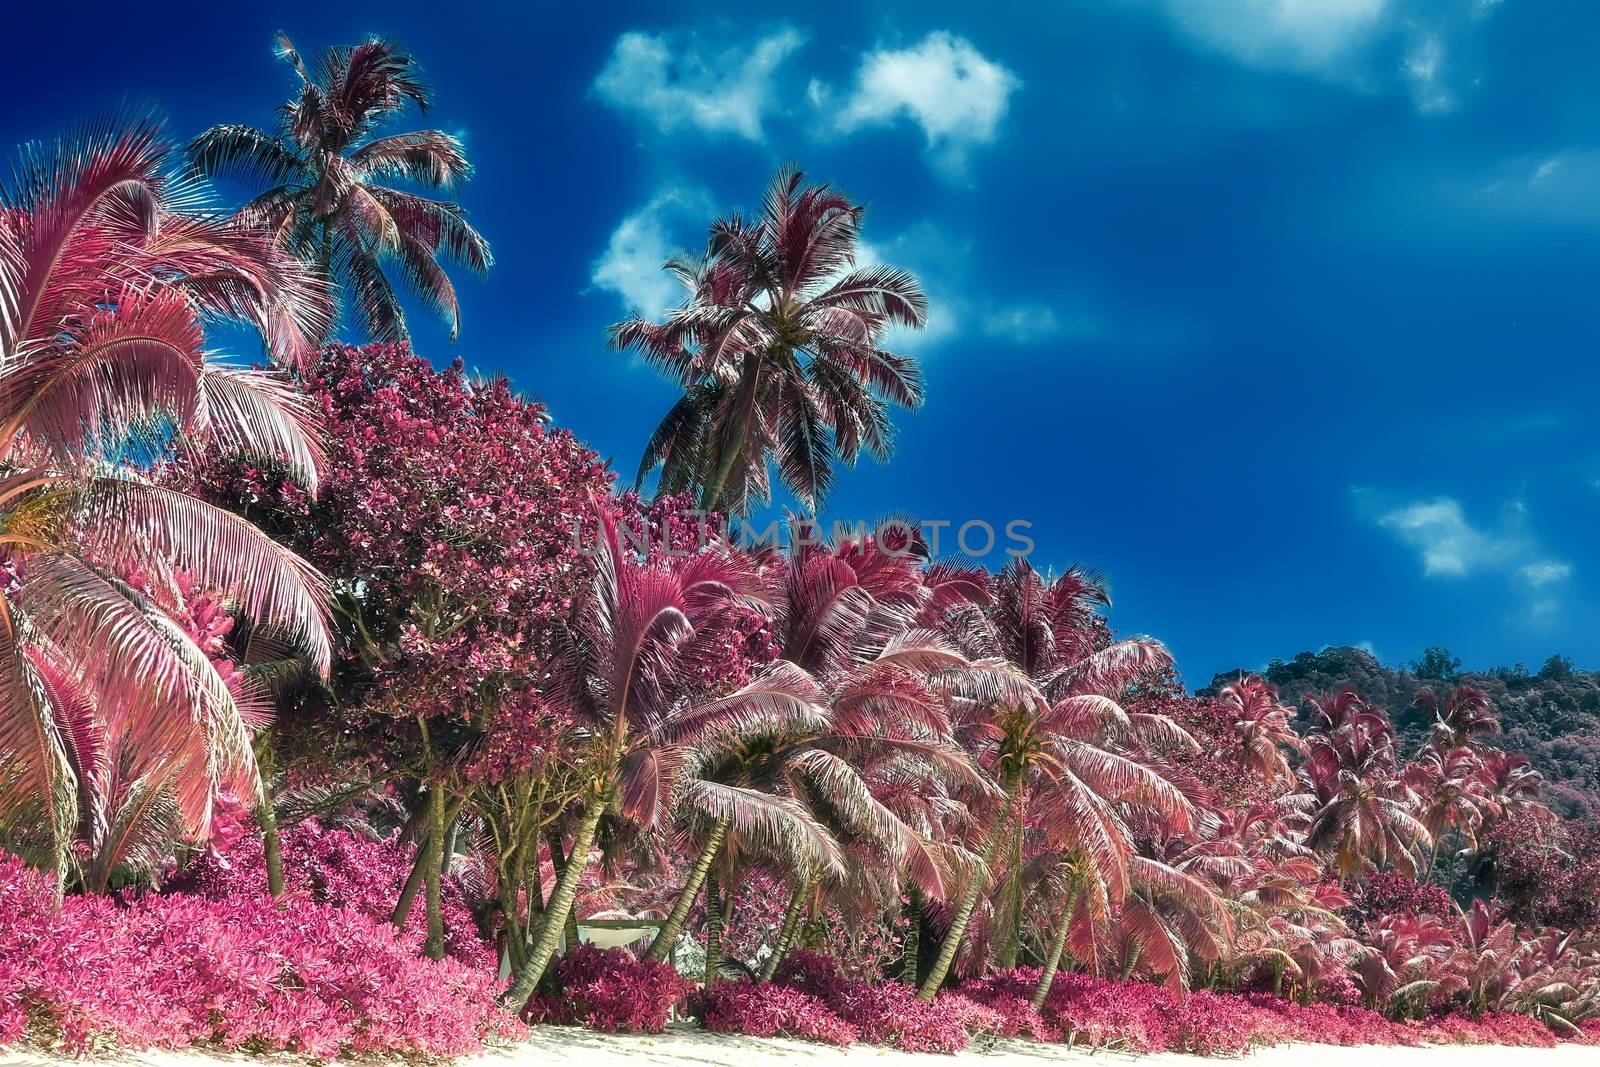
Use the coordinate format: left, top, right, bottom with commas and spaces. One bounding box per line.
689, 981, 858, 1046
178, 818, 494, 970
774, 950, 969, 1053
0, 851, 522, 1057
1348, 871, 1454, 931
957, 968, 1577, 1056
951, 972, 1060, 1040
524, 943, 690, 1033
1411, 1011, 1560, 1047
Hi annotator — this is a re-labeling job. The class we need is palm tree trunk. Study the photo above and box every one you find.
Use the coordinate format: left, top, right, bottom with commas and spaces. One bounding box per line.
699, 442, 742, 514
993, 809, 1025, 969
760, 876, 811, 981
546, 830, 582, 950
423, 782, 447, 960
917, 773, 1023, 1002
901, 891, 922, 984
645, 817, 732, 962
1031, 882, 1081, 1011
704, 868, 723, 987
256, 771, 285, 899
500, 795, 607, 1008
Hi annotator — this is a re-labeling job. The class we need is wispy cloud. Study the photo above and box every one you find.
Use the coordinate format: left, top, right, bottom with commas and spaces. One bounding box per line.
1373, 495, 1517, 577
1154, 0, 1498, 117
593, 28, 805, 141
1359, 489, 1575, 619
858, 224, 1109, 354
590, 186, 711, 317
820, 33, 1020, 177
1403, 33, 1455, 115
981, 303, 1102, 345
1520, 560, 1573, 587
1158, 0, 1388, 76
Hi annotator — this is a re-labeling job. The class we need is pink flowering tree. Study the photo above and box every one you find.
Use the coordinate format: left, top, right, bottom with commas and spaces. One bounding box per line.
179, 342, 614, 956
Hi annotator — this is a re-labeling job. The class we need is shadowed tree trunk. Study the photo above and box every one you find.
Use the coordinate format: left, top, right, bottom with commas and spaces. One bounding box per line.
500, 794, 608, 1008
1032, 881, 1081, 1011
393, 796, 464, 929
423, 781, 447, 960
544, 829, 582, 950
256, 769, 285, 899
704, 868, 723, 987
901, 890, 922, 984
645, 817, 732, 962
760, 876, 811, 981
917, 770, 1023, 1001
523, 838, 546, 946
993, 809, 1025, 969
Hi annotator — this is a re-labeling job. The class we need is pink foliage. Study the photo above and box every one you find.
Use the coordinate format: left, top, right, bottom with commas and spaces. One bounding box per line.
1350, 871, 1455, 929
523, 944, 691, 1034
689, 981, 858, 1046
774, 950, 970, 1053
178, 818, 494, 970
0, 851, 522, 1058
956, 967, 1583, 1057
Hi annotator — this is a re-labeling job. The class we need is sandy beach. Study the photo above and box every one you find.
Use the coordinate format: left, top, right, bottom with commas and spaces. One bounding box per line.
2, 1025, 1592, 1067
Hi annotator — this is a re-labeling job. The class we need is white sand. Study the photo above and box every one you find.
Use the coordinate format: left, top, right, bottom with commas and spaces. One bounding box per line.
1, 1024, 1591, 1067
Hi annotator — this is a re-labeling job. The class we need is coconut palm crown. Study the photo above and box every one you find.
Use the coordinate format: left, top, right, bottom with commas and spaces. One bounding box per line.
0, 116, 333, 887
186, 34, 491, 344
611, 165, 928, 515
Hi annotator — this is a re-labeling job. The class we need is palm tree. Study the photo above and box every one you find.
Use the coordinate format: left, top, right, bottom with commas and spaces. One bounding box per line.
498, 506, 820, 1006
611, 166, 927, 514
745, 532, 991, 980
186, 34, 491, 343
0, 117, 333, 889
1402, 745, 1491, 877
917, 559, 1194, 1003
1301, 691, 1431, 880
1413, 684, 1498, 754
1218, 675, 1302, 786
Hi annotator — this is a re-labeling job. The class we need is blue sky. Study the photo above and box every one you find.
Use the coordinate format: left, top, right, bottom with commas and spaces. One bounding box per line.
8, 0, 1600, 683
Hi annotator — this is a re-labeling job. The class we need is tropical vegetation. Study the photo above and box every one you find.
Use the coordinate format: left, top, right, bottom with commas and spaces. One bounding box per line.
0, 33, 1596, 1064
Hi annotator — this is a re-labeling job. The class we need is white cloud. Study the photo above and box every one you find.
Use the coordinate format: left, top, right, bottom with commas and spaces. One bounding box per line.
981, 303, 1103, 345
828, 33, 1020, 175
1375, 496, 1510, 577
1520, 560, 1574, 587
1159, 0, 1388, 74
1155, 0, 1500, 117
982, 305, 1062, 345
1362, 490, 1574, 619
855, 227, 967, 350
590, 187, 711, 317
593, 28, 804, 141
1403, 34, 1455, 114
1474, 151, 1600, 227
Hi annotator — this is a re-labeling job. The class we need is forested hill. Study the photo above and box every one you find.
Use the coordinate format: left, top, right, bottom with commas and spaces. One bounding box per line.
1200, 646, 1600, 819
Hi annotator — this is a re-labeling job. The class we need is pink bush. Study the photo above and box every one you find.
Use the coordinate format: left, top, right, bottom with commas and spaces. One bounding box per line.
774, 950, 969, 1053
0, 851, 522, 1058
689, 981, 858, 1046
524, 943, 690, 1033
952, 972, 1060, 1041
1411, 1011, 1560, 1047
954, 967, 1580, 1057
178, 818, 494, 970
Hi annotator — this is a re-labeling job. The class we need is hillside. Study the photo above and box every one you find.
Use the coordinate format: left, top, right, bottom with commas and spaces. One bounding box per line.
1202, 647, 1600, 818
